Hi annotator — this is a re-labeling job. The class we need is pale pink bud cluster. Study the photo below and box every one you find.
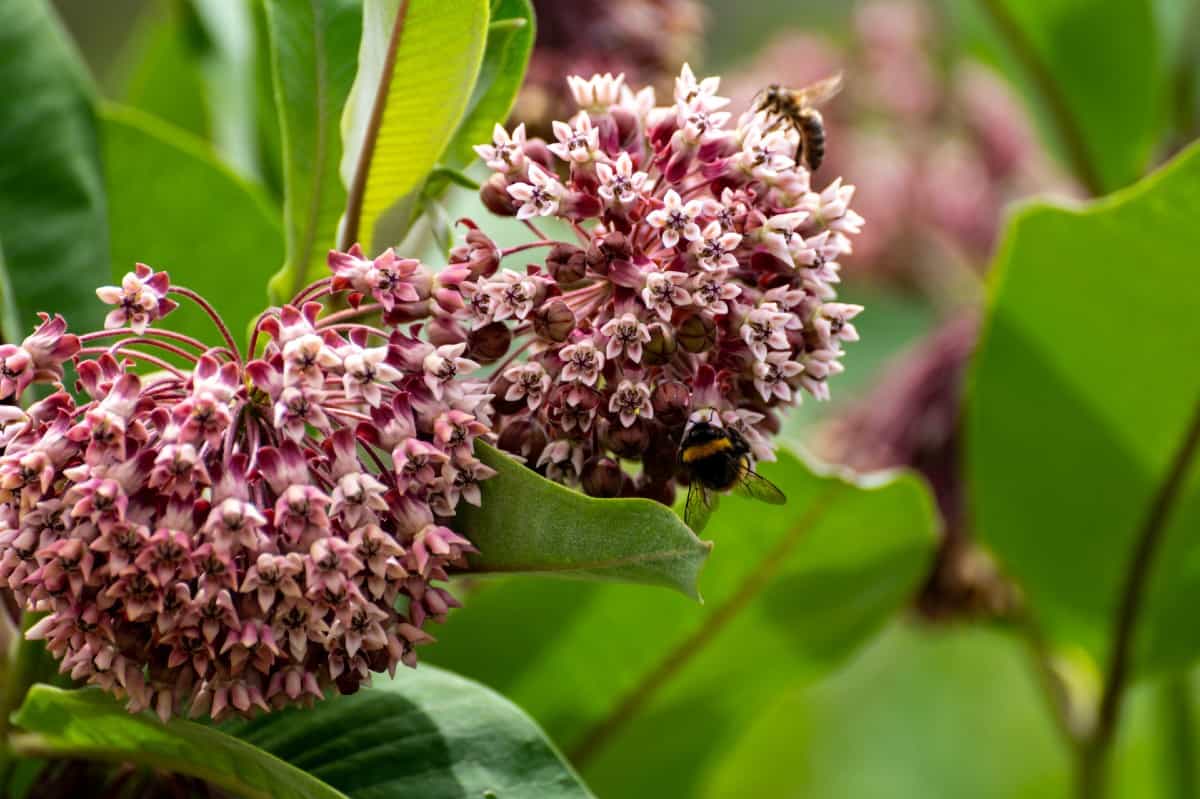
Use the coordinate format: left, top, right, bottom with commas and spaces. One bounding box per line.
0, 263, 493, 721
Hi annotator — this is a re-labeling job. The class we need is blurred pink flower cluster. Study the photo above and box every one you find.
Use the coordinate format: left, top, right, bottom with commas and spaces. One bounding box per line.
515, 0, 704, 137
0, 262, 492, 721
725, 0, 1068, 291
371, 64, 865, 503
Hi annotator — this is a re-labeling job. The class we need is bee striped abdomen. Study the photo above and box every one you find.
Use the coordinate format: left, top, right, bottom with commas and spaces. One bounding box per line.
798, 109, 826, 171
680, 436, 733, 463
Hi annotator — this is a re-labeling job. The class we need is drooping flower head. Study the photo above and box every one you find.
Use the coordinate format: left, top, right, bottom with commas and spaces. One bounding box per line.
0, 261, 494, 721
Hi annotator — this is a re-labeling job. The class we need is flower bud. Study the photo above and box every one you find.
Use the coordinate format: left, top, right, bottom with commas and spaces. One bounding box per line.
642, 423, 679, 482
641, 322, 676, 366
522, 138, 555, 170
466, 321, 512, 363
498, 418, 548, 464
532, 300, 575, 342
634, 474, 676, 507
546, 243, 588, 285
481, 173, 517, 216
651, 381, 691, 427
604, 418, 649, 458
676, 313, 717, 353
581, 456, 623, 498
426, 315, 467, 347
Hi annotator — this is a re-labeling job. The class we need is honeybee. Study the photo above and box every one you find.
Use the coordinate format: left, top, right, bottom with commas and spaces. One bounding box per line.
678, 419, 785, 532
754, 73, 843, 171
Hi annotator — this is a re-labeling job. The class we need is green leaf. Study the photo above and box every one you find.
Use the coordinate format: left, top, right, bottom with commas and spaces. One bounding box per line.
430, 450, 937, 797
10, 685, 347, 799
440, 0, 535, 170
338, 0, 489, 254
0, 0, 109, 333
264, 0, 362, 303
968, 141, 1200, 676
970, 0, 1164, 193
228, 664, 594, 798
101, 103, 284, 349
117, 3, 213, 142
457, 443, 712, 600
704, 623, 1074, 799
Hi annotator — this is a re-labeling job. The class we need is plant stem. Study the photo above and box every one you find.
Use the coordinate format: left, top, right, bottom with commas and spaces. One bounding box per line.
975, 0, 1106, 196
1077, 398, 1200, 798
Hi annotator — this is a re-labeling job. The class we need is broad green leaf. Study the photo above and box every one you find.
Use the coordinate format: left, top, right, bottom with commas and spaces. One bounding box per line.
228, 664, 594, 799
117, 0, 264, 180
11, 685, 347, 799
264, 0, 363, 302
0, 0, 109, 333
963, 0, 1163, 193
457, 443, 711, 600
441, 0, 535, 170
702, 622, 1200, 799
338, 0, 489, 254
430, 450, 937, 798
101, 104, 283, 350
968, 141, 1200, 677
117, 3, 212, 141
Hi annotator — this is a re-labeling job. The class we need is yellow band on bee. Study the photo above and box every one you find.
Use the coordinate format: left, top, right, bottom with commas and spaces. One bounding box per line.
681, 437, 733, 462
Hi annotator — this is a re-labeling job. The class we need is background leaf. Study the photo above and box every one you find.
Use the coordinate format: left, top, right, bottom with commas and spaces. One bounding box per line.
101, 103, 283, 349
228, 664, 594, 799
962, 0, 1164, 193
11, 685, 347, 799
338, 0, 489, 254
264, 0, 363, 302
431, 450, 937, 798
0, 0, 109, 334
440, 0, 535, 171
458, 443, 711, 600
968, 141, 1200, 677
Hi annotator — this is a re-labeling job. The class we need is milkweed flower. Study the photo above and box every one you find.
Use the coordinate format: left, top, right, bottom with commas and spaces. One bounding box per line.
331, 64, 865, 504
0, 261, 494, 721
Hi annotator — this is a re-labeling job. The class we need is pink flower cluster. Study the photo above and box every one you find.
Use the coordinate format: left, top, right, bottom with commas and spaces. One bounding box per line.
0, 264, 493, 721
378, 65, 864, 501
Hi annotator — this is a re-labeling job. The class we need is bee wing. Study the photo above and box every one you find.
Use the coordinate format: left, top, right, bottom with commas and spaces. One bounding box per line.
734, 468, 787, 505
797, 72, 844, 107
683, 481, 718, 533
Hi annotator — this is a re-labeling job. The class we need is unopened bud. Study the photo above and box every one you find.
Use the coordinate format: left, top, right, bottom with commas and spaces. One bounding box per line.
533, 300, 575, 342
677, 313, 717, 353
641, 322, 676, 365
522, 138, 555, 170
634, 474, 676, 507
642, 423, 679, 482
651, 381, 691, 426
498, 418, 548, 463
426, 315, 467, 347
605, 418, 649, 459
546, 243, 588, 285
467, 321, 512, 363
481, 173, 517, 216
582, 457, 623, 498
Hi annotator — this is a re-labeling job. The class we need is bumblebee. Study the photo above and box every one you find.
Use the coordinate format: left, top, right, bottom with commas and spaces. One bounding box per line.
754, 73, 843, 171
679, 420, 785, 532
